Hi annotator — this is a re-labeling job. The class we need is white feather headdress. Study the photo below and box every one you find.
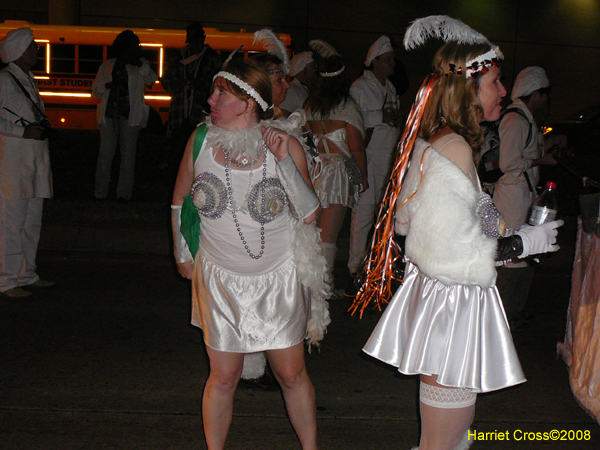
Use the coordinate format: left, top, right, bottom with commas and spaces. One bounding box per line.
404, 15, 503, 77
253, 28, 291, 74
308, 40, 340, 58
404, 15, 489, 50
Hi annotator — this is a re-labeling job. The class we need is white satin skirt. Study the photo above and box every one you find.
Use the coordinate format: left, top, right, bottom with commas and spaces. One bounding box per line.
364, 261, 526, 393
191, 253, 309, 353
311, 154, 359, 209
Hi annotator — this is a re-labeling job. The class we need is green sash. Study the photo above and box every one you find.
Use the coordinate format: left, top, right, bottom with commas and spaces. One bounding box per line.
180, 124, 208, 257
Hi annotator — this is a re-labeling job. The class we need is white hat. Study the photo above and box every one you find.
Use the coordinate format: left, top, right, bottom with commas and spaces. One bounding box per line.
0, 28, 34, 64
365, 35, 394, 66
289, 52, 313, 77
511, 66, 550, 101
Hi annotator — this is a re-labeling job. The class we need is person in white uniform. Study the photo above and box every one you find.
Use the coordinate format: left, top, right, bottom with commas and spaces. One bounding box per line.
348, 35, 402, 280
171, 59, 323, 449
280, 51, 317, 116
0, 28, 54, 299
493, 66, 567, 327
353, 16, 563, 450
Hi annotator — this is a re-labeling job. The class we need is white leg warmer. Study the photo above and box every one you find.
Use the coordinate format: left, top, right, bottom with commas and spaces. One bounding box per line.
419, 382, 477, 409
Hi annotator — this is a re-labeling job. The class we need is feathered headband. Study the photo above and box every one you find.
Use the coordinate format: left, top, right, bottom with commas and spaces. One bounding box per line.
253, 28, 291, 75
404, 15, 503, 77
308, 39, 344, 77
308, 39, 340, 58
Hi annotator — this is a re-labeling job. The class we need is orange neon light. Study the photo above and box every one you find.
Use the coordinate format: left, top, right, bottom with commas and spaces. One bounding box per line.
39, 92, 92, 98
145, 95, 171, 100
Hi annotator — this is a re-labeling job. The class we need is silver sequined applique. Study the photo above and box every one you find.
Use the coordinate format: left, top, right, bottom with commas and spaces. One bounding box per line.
247, 177, 287, 224
191, 172, 227, 220
476, 192, 503, 238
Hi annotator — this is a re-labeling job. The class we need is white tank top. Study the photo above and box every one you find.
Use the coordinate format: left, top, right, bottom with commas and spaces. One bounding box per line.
194, 140, 293, 274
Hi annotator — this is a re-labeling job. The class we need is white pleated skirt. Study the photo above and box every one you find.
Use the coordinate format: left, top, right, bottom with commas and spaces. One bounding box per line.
191, 253, 309, 353
364, 261, 526, 393
311, 153, 359, 209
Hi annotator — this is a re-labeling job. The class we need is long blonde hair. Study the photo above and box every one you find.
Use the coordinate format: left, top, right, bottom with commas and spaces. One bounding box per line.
419, 41, 495, 151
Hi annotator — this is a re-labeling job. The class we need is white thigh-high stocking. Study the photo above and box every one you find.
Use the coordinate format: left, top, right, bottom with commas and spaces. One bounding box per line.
417, 381, 476, 450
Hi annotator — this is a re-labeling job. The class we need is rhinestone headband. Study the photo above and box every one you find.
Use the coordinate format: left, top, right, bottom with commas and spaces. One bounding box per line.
320, 65, 345, 77
266, 67, 285, 75
213, 71, 272, 111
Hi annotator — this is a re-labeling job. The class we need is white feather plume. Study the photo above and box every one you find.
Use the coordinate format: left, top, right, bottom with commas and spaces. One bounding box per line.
223, 45, 243, 67
404, 15, 489, 50
308, 39, 340, 58
253, 28, 291, 74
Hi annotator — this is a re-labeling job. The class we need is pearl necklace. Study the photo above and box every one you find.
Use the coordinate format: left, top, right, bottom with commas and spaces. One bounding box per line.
223, 143, 268, 260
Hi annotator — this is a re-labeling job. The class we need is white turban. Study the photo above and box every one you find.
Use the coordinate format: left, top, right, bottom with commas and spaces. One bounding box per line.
0, 28, 34, 64
289, 51, 314, 77
511, 66, 550, 101
365, 35, 393, 66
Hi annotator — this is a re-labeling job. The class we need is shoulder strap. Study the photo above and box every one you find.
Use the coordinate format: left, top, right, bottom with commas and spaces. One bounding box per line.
504, 107, 533, 148
193, 124, 208, 162
504, 108, 534, 193
7, 71, 47, 119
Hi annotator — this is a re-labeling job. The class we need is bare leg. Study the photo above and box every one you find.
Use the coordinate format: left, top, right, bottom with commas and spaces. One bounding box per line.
317, 204, 348, 245
267, 343, 318, 450
203, 346, 244, 450
418, 374, 475, 450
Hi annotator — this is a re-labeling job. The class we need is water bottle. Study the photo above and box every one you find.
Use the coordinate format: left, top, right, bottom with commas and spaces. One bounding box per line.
528, 181, 558, 226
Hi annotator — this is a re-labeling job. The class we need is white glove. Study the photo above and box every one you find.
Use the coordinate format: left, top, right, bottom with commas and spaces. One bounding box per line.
517, 220, 564, 258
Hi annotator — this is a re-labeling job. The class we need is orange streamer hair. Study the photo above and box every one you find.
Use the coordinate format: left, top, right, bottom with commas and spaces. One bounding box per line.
349, 74, 438, 318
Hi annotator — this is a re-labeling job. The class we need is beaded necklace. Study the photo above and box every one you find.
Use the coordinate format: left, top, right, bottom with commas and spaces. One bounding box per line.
223, 143, 268, 259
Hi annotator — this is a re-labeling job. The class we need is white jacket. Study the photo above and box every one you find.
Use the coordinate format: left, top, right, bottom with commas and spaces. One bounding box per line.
92, 58, 157, 127
395, 137, 497, 287
0, 63, 52, 199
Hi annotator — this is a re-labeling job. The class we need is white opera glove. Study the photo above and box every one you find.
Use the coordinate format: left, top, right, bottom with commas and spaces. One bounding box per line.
171, 205, 193, 264
276, 154, 320, 220
516, 220, 564, 258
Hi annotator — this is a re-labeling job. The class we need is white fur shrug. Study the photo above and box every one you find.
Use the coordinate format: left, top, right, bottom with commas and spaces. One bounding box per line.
395, 137, 498, 287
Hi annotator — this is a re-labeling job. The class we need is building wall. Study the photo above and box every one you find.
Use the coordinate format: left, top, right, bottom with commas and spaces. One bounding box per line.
2, 0, 599, 120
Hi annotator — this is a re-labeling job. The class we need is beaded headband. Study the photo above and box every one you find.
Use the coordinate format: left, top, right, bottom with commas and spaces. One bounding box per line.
213, 71, 272, 111
320, 65, 345, 77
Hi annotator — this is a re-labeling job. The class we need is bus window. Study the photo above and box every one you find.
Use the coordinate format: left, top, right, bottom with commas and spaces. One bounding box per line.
78, 45, 104, 75
51, 44, 75, 74
139, 46, 160, 79
32, 44, 47, 74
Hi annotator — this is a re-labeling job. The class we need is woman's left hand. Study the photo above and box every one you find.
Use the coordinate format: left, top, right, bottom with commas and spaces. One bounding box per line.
262, 126, 290, 161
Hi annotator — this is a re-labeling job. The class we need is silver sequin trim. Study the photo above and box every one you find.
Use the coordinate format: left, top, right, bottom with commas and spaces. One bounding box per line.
476, 192, 503, 238
191, 172, 227, 220
247, 177, 287, 224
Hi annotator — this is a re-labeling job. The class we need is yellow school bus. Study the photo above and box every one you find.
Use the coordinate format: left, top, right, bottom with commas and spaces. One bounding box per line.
0, 20, 292, 130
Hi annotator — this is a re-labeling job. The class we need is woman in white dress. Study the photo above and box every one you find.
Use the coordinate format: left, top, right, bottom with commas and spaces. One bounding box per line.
304, 54, 368, 291
171, 59, 321, 450
354, 17, 563, 450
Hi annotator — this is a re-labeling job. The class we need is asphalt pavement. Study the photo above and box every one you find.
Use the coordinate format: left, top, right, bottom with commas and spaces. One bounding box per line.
1, 201, 599, 449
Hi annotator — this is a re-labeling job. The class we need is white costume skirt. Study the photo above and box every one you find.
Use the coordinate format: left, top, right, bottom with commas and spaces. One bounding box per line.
191, 253, 309, 353
364, 261, 526, 393
311, 153, 360, 209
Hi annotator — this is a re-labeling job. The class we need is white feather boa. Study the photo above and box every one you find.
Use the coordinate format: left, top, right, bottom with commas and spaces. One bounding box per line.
395, 137, 497, 288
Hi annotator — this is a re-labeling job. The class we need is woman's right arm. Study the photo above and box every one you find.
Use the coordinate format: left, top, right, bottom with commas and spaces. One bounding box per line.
171, 132, 197, 279
346, 123, 369, 191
